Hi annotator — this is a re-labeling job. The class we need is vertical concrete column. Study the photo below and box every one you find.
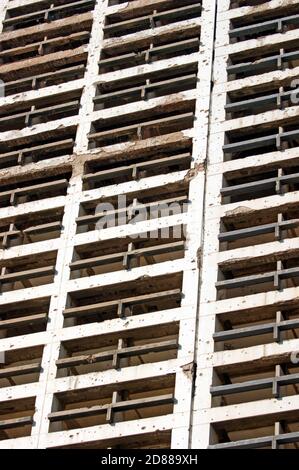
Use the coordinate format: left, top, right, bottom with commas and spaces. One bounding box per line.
191, 0, 229, 449
192, 0, 299, 448
32, 0, 110, 447
171, 0, 217, 449
33, 168, 84, 444
75, 0, 110, 154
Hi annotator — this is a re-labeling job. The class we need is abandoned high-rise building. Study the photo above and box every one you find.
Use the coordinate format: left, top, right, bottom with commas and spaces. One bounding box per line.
1, 0, 299, 450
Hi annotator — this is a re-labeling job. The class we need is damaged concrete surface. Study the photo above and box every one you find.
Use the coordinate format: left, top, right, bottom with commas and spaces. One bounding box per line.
1, 0, 299, 451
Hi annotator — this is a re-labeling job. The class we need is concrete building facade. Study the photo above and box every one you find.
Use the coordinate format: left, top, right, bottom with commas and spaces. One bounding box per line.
0, 0, 299, 449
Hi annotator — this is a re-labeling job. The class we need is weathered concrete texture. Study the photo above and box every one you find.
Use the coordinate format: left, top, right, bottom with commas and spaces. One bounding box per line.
0, 0, 214, 449
0, 1, 8, 34
1, 0, 298, 450
192, 0, 299, 450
